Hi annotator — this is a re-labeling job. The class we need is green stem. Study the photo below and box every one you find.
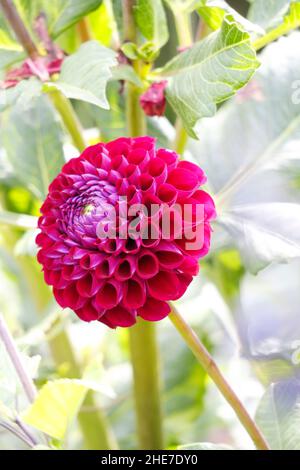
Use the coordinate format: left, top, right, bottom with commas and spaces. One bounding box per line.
49, 90, 86, 152
49, 320, 118, 450
173, 10, 193, 48
0, 0, 39, 59
172, 7, 193, 156
253, 18, 300, 51
169, 305, 270, 451
123, 0, 164, 450
129, 320, 164, 449
173, 119, 188, 156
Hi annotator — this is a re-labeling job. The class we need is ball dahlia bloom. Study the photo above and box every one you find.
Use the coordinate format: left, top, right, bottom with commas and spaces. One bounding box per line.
36, 137, 216, 328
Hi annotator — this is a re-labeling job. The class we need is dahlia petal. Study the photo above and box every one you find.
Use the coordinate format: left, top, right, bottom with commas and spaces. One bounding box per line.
148, 158, 167, 186
128, 148, 150, 170
115, 256, 136, 281
179, 256, 199, 276
104, 306, 137, 328
76, 273, 101, 297
177, 161, 207, 185
155, 242, 183, 269
76, 301, 103, 322
147, 271, 180, 301
123, 278, 146, 309
139, 174, 156, 195
80, 253, 105, 269
138, 298, 171, 321
95, 280, 121, 309
190, 190, 217, 221
156, 149, 178, 171
167, 168, 199, 200
137, 251, 159, 279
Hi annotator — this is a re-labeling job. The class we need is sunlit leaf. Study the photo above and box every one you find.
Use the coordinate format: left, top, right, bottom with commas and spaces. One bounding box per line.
22, 379, 90, 440
39, 0, 103, 38
1, 95, 65, 200
248, 0, 299, 31
190, 32, 300, 273
256, 379, 300, 450
45, 41, 117, 108
160, 16, 259, 138
134, 0, 169, 49
196, 0, 264, 33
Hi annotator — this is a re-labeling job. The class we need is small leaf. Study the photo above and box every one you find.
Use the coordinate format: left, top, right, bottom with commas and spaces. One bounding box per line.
1, 95, 65, 200
46, 41, 117, 108
22, 379, 90, 440
161, 16, 259, 138
111, 64, 143, 87
178, 442, 234, 450
256, 379, 300, 450
134, 0, 169, 50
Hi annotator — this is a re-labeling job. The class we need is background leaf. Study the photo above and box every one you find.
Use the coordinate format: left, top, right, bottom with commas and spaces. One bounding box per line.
134, 0, 169, 49
217, 203, 300, 273
0, 95, 65, 200
46, 40, 117, 108
39, 0, 103, 38
189, 32, 300, 273
22, 379, 90, 440
248, 0, 298, 31
161, 16, 259, 138
256, 379, 300, 450
196, 0, 264, 33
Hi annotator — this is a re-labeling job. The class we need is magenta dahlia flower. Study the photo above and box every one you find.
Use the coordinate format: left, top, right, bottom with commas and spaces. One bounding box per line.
140, 81, 168, 117
36, 137, 216, 328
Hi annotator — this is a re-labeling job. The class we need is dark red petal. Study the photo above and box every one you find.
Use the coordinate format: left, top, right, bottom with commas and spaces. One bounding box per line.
138, 298, 170, 321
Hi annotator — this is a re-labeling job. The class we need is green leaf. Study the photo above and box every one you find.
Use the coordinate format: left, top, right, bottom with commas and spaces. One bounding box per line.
256, 379, 300, 450
41, 0, 103, 38
111, 64, 143, 87
178, 442, 234, 450
160, 16, 259, 138
134, 0, 169, 50
248, 0, 297, 31
0, 78, 42, 112
46, 40, 117, 108
217, 203, 300, 274
196, 0, 264, 33
22, 379, 90, 440
190, 32, 300, 273
250, 1, 300, 49
1, 95, 65, 200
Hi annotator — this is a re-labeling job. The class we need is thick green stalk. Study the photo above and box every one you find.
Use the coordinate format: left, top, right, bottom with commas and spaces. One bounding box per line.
129, 320, 164, 449
172, 7, 193, 155
169, 305, 270, 451
49, 323, 118, 450
49, 90, 86, 153
173, 119, 188, 156
123, 0, 164, 450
